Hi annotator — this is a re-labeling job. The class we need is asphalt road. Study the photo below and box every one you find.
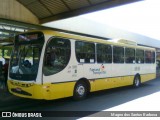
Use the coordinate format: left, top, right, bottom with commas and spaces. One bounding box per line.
0, 78, 160, 120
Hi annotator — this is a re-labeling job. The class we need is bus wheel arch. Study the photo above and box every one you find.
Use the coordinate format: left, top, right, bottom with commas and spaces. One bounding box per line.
133, 74, 141, 87
73, 78, 90, 100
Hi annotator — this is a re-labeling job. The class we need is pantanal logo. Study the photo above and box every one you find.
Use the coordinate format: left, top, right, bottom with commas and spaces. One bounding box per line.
90, 64, 106, 75
100, 64, 105, 71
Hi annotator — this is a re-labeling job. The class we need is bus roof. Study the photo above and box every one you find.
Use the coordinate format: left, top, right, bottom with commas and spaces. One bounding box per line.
22, 30, 156, 51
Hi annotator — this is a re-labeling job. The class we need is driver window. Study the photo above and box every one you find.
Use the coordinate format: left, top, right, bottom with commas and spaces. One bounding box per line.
43, 38, 71, 76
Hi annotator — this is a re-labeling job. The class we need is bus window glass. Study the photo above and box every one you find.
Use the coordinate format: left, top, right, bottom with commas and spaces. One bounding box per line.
97, 44, 112, 63
43, 38, 71, 76
76, 41, 95, 63
152, 51, 155, 63
113, 46, 124, 63
125, 48, 135, 63
145, 51, 152, 63
33, 47, 40, 64
9, 32, 44, 80
136, 49, 144, 63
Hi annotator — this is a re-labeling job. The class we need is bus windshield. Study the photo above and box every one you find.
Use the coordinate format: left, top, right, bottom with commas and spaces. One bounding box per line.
9, 32, 44, 81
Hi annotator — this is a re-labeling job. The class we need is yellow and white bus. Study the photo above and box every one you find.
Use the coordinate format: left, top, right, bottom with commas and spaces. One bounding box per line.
8, 30, 156, 100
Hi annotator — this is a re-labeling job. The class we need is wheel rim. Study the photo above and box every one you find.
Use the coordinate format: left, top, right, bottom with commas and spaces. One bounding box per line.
76, 85, 85, 96
135, 77, 140, 87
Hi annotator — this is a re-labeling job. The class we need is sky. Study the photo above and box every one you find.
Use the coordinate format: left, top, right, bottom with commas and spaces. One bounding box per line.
80, 0, 160, 40
44, 0, 160, 41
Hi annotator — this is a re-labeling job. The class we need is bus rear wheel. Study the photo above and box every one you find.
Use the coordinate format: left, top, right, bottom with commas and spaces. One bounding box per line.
73, 81, 88, 100
133, 75, 141, 87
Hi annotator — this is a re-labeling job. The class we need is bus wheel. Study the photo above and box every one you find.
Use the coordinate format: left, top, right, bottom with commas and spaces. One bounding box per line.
73, 81, 87, 100
133, 75, 141, 87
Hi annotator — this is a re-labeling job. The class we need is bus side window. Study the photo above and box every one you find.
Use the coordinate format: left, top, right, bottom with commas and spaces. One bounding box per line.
145, 51, 152, 63
151, 51, 155, 63
43, 38, 71, 76
145, 51, 155, 64
97, 44, 112, 63
125, 48, 135, 64
75, 41, 95, 63
113, 46, 124, 63
136, 49, 144, 64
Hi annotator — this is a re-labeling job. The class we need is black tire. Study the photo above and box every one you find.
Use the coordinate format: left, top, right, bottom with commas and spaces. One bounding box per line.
73, 81, 88, 100
133, 75, 141, 87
